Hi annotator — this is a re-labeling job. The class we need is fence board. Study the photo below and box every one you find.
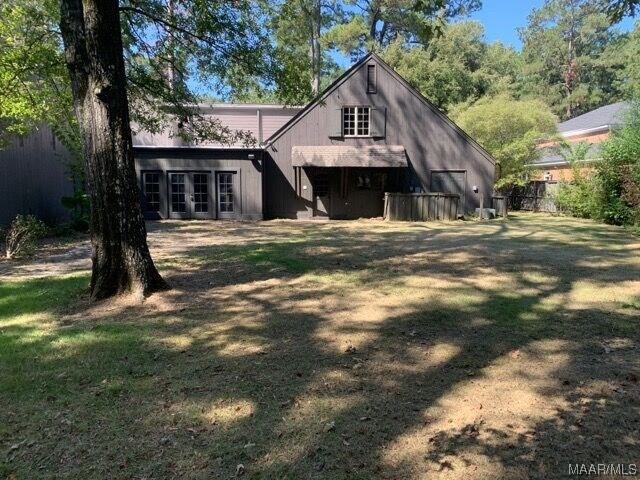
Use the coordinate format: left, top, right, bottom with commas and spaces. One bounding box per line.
384, 193, 459, 221
491, 196, 508, 217
506, 181, 559, 213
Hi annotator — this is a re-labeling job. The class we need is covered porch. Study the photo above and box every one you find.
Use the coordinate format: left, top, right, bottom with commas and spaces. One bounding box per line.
291, 145, 408, 219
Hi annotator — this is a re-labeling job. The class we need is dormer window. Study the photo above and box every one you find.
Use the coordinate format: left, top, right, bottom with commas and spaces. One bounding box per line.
343, 106, 370, 137
367, 64, 376, 93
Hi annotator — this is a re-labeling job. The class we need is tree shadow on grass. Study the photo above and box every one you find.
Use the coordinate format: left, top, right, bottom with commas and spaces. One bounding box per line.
1, 216, 639, 479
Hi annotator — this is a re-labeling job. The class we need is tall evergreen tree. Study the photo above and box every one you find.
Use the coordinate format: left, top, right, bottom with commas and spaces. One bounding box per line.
519, 0, 621, 119
264, 0, 343, 102
382, 21, 522, 111
325, 0, 481, 59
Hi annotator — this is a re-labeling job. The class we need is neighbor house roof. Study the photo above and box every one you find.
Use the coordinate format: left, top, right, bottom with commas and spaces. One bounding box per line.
530, 143, 602, 167
292, 145, 407, 168
531, 101, 631, 169
558, 101, 630, 135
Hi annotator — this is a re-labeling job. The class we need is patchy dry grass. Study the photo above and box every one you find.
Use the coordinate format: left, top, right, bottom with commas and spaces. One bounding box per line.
1, 213, 639, 479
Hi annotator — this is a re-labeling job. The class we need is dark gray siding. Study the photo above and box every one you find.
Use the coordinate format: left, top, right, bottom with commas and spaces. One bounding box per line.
0, 126, 74, 225
134, 148, 263, 220
264, 55, 495, 218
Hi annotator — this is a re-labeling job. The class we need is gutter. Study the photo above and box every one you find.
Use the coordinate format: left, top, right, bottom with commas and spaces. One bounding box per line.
527, 158, 602, 168
559, 125, 610, 138
132, 145, 262, 150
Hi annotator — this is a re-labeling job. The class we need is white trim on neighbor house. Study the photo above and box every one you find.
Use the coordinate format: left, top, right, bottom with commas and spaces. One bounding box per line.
560, 125, 610, 138
528, 158, 602, 168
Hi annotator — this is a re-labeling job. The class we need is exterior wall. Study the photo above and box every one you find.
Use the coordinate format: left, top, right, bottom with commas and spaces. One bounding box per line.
530, 164, 596, 182
264, 56, 495, 219
133, 105, 301, 147
0, 126, 74, 225
538, 130, 610, 149
134, 148, 263, 220
305, 166, 405, 219
531, 130, 608, 181
564, 131, 610, 144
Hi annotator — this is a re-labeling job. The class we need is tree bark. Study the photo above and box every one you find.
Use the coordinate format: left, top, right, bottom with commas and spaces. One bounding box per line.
59, 0, 169, 300
308, 0, 322, 96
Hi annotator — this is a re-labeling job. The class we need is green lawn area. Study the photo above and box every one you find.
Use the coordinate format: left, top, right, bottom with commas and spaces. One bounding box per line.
1, 214, 639, 479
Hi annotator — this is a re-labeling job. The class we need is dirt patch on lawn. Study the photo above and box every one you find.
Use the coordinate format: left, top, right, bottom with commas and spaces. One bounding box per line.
1, 214, 639, 479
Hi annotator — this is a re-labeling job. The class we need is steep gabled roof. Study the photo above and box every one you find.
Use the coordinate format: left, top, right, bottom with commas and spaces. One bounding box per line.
262, 53, 375, 146
263, 52, 495, 166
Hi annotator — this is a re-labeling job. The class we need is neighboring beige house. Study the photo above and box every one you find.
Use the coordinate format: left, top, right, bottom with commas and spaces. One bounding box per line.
529, 101, 630, 182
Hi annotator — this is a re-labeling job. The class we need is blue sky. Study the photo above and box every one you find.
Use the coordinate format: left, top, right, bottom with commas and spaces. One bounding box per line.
470, 0, 545, 48
325, 1, 637, 69
198, 1, 637, 97
471, 0, 636, 49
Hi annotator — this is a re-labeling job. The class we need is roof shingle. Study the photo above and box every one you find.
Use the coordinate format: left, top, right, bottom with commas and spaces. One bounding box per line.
558, 102, 630, 133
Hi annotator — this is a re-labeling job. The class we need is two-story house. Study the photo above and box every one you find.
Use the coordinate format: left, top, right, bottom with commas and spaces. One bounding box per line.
0, 53, 496, 225
134, 53, 496, 221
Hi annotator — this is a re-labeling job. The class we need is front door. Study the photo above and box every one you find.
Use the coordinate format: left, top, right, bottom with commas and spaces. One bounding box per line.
313, 172, 330, 217
168, 172, 212, 219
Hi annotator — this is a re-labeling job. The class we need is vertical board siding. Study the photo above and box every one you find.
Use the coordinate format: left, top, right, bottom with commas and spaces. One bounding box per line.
134, 148, 263, 220
133, 106, 301, 148
0, 126, 74, 225
491, 196, 508, 217
261, 110, 301, 141
265, 55, 495, 220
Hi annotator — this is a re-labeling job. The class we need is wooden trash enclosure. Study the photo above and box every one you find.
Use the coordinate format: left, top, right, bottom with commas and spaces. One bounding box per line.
491, 196, 508, 218
384, 192, 460, 221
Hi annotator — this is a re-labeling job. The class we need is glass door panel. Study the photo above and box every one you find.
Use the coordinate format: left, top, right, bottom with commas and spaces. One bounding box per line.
217, 172, 235, 218
169, 173, 189, 218
192, 173, 210, 218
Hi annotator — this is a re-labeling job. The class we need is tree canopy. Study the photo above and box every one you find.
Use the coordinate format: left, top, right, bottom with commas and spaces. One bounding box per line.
1, 0, 276, 149
519, 0, 620, 120
324, 0, 481, 59
382, 21, 522, 112
451, 95, 557, 188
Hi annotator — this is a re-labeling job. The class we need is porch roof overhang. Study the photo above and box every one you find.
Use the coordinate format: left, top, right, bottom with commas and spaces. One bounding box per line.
291, 145, 408, 168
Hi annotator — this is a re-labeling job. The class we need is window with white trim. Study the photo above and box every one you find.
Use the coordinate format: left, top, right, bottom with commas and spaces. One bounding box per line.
343, 106, 370, 137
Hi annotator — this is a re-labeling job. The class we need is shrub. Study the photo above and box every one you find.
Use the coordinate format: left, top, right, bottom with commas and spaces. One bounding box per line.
61, 189, 90, 232
4, 214, 48, 259
552, 142, 600, 218
451, 94, 557, 188
595, 104, 640, 225
555, 176, 600, 218
554, 102, 640, 228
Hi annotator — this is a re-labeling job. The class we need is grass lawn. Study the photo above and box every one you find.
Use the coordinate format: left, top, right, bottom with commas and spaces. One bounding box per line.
1, 214, 639, 479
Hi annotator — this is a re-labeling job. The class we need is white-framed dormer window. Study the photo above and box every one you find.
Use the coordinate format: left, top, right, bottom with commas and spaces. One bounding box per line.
343, 106, 370, 137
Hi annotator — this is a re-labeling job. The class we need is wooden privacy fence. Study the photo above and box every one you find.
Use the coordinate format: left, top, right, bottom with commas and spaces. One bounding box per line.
506, 181, 559, 213
384, 192, 460, 221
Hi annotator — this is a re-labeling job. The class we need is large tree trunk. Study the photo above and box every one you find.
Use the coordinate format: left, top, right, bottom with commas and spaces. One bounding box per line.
60, 0, 169, 300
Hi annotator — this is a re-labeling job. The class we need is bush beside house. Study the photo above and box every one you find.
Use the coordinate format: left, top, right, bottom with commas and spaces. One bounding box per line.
451, 95, 557, 189
555, 102, 640, 229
